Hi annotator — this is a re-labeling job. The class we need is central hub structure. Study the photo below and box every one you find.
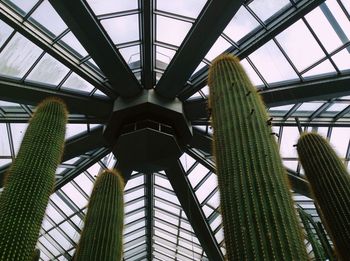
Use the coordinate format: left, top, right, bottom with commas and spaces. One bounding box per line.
103, 90, 192, 172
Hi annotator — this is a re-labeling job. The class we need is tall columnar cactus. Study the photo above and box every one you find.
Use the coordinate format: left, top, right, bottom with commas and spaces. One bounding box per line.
208, 54, 307, 260
74, 169, 124, 261
31, 249, 40, 261
297, 132, 350, 260
298, 208, 326, 260
0, 97, 67, 261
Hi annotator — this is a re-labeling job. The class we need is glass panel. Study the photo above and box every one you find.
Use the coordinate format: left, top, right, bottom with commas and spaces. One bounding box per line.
3, 0, 38, 15
224, 6, 260, 43
29, 0, 67, 37
61, 183, 87, 209
306, 7, 343, 53
302, 60, 336, 78
156, 0, 207, 18
87, 0, 138, 15
332, 49, 350, 71
50, 195, 74, 216
326, 0, 350, 39
341, 0, 350, 14
156, 15, 192, 46
10, 123, 28, 155
248, 40, 298, 84
61, 73, 94, 94
66, 124, 88, 139
0, 124, 11, 156
249, 0, 291, 23
0, 20, 14, 49
101, 14, 139, 44
155, 175, 172, 190
125, 188, 145, 202
205, 36, 231, 61
156, 45, 176, 71
119, 45, 140, 64
26, 53, 70, 86
195, 174, 217, 203
330, 127, 350, 157
74, 173, 94, 195
295, 102, 323, 114
0, 33, 42, 79
124, 175, 144, 190
188, 164, 208, 188
280, 127, 299, 158
59, 32, 88, 58
276, 20, 325, 71
325, 103, 348, 112
240, 59, 264, 86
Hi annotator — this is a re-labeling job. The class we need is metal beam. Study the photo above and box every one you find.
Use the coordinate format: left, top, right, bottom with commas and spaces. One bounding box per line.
0, 127, 109, 187
262, 73, 350, 107
188, 130, 311, 197
145, 172, 154, 260
0, 79, 113, 119
55, 147, 110, 190
62, 126, 108, 162
179, 0, 325, 100
0, 3, 114, 97
185, 73, 350, 120
156, 0, 244, 99
49, 0, 142, 97
140, 0, 155, 89
0, 116, 105, 124
165, 160, 224, 261
190, 127, 211, 153
286, 168, 311, 198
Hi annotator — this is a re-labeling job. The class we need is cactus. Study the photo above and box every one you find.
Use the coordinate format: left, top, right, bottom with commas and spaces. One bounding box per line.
31, 249, 40, 261
298, 208, 326, 260
314, 222, 335, 260
0, 97, 67, 261
208, 54, 307, 260
297, 132, 350, 260
74, 169, 124, 261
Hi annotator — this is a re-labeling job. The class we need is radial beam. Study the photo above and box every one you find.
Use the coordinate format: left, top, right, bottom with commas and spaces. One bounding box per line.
49, 0, 142, 97
155, 0, 244, 99
165, 160, 224, 261
0, 127, 109, 187
0, 79, 113, 119
145, 172, 154, 260
62, 126, 108, 162
140, 0, 155, 89
261, 73, 350, 107
0, 3, 114, 97
179, 0, 326, 100
55, 148, 110, 190
184, 73, 350, 121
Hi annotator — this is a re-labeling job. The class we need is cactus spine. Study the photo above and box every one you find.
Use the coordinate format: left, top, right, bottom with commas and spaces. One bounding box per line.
208, 54, 307, 260
297, 132, 350, 260
74, 169, 124, 261
0, 98, 67, 261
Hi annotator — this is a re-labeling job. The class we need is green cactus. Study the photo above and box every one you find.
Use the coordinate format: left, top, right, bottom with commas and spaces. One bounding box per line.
297, 132, 350, 260
208, 54, 307, 260
31, 249, 40, 261
314, 222, 335, 260
74, 169, 124, 261
0, 97, 67, 261
298, 208, 326, 260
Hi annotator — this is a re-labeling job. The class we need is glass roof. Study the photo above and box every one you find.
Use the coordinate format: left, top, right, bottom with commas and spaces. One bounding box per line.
0, 0, 349, 260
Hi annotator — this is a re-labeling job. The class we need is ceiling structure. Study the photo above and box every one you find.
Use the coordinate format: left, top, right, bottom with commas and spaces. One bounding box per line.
0, 0, 349, 260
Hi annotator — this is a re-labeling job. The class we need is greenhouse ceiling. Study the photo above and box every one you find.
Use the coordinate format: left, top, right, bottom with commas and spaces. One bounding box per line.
0, 0, 349, 260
